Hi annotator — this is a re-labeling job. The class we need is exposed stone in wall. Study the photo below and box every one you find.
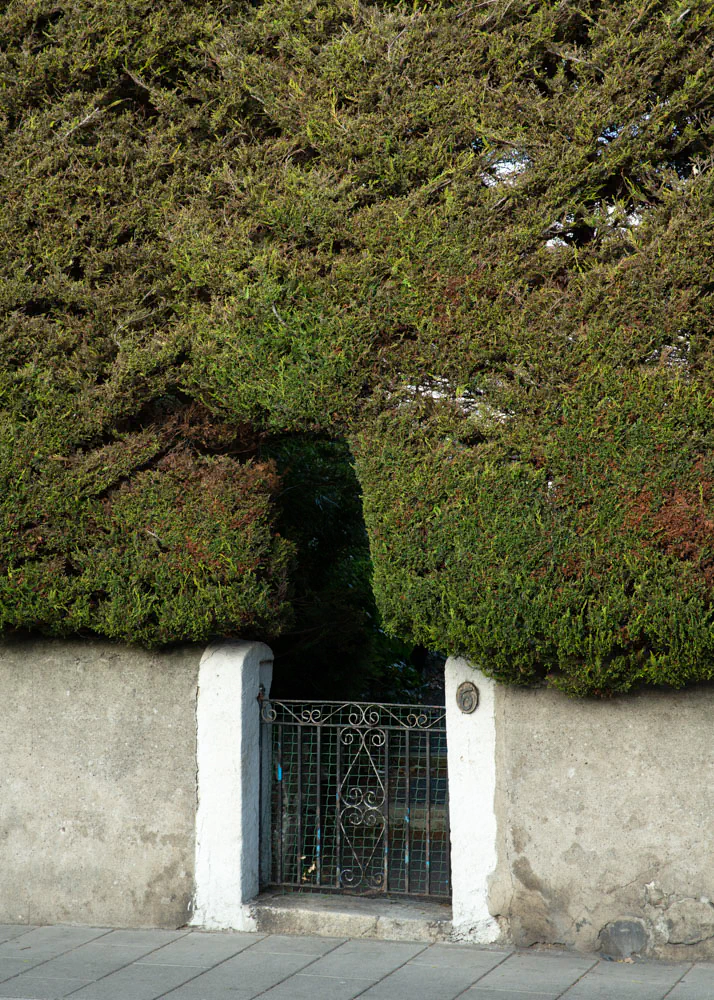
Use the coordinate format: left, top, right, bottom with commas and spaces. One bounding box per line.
641, 882, 714, 954
599, 920, 648, 958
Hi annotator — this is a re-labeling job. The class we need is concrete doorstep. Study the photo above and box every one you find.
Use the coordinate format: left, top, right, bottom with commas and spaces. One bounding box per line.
0, 925, 713, 1000
251, 892, 453, 943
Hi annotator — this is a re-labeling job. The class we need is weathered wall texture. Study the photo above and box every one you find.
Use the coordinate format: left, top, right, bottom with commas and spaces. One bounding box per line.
0, 639, 199, 928
490, 682, 714, 960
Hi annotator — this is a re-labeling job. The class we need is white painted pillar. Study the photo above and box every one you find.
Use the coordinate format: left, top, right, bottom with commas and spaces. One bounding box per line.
445, 656, 500, 943
191, 640, 273, 930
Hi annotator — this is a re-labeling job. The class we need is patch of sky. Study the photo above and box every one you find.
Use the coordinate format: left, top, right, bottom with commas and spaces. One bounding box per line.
394, 376, 513, 425
481, 149, 531, 187
595, 111, 657, 154
544, 213, 575, 248
403, 376, 484, 413
645, 333, 691, 371
597, 124, 622, 145
602, 201, 644, 231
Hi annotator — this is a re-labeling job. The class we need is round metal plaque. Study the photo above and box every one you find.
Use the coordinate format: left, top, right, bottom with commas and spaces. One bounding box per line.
456, 681, 479, 714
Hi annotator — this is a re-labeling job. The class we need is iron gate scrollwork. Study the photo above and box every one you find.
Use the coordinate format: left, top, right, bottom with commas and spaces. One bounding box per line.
260, 700, 450, 898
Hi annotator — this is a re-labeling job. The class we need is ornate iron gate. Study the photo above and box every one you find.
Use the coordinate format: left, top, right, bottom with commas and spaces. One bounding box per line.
259, 699, 450, 898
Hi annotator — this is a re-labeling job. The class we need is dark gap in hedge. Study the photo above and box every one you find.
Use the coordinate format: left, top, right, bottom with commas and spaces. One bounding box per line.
263, 433, 442, 703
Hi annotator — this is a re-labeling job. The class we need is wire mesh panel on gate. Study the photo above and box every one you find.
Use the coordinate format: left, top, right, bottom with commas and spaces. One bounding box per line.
260, 700, 450, 898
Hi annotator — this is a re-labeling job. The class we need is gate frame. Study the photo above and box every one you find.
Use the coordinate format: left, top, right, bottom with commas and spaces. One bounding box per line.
190, 641, 500, 943
444, 656, 500, 943
191, 641, 274, 932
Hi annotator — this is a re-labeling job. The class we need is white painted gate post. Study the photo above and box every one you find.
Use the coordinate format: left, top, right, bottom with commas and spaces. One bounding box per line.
445, 656, 501, 943
192, 640, 273, 930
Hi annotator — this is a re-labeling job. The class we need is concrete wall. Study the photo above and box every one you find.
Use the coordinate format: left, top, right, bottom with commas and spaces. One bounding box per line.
487, 678, 714, 960
0, 638, 200, 928
3, 635, 712, 959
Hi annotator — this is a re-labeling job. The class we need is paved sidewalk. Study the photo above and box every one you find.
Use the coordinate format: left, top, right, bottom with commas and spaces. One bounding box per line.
0, 925, 712, 1000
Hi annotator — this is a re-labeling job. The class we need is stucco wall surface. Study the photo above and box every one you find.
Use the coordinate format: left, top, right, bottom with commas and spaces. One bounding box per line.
491, 682, 714, 960
0, 639, 199, 928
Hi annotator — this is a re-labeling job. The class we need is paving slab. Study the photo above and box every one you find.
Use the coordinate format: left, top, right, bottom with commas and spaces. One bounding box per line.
0, 963, 49, 984
157, 945, 335, 1000
64, 963, 197, 1000
256, 972, 376, 1000
409, 942, 513, 974
466, 950, 597, 995
22, 943, 162, 982
561, 980, 678, 999
0, 933, 35, 948
135, 932, 260, 968
298, 939, 426, 980
0, 974, 91, 998
351, 942, 512, 1000
240, 934, 345, 957
154, 986, 255, 1000
0, 928, 109, 966
358, 961, 501, 1000
465, 990, 563, 1000
667, 963, 714, 1000
560, 959, 692, 999
0, 929, 111, 981
87, 931, 188, 950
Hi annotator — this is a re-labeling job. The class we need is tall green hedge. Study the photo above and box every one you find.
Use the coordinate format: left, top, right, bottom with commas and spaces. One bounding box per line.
2, 0, 714, 691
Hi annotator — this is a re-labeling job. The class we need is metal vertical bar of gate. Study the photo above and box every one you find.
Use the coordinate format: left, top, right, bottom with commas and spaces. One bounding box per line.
404, 729, 411, 896
316, 726, 322, 885
259, 700, 450, 900
425, 734, 431, 897
277, 722, 283, 885
383, 729, 389, 894
335, 734, 341, 890
296, 726, 303, 879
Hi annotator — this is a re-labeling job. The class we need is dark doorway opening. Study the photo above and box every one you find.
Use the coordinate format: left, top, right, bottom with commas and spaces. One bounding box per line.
261, 435, 444, 704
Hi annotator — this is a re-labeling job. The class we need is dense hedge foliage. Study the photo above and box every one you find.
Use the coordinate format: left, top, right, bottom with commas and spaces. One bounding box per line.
2, 0, 714, 691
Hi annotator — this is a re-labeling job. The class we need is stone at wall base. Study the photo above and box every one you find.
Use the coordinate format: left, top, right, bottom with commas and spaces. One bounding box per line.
599, 919, 648, 959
